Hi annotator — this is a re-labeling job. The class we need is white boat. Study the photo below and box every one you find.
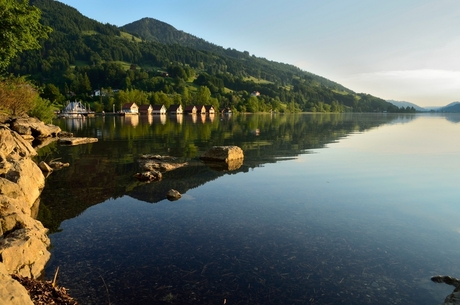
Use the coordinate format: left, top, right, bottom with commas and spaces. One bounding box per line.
58, 101, 94, 118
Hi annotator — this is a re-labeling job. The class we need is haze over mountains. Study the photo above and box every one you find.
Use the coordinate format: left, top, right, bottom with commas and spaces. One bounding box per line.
387, 100, 460, 112
12, 0, 458, 112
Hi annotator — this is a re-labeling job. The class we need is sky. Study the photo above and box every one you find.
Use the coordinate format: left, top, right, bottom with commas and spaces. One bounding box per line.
56, 0, 460, 107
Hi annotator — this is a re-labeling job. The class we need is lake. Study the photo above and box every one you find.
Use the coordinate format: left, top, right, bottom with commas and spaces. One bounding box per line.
36, 113, 460, 305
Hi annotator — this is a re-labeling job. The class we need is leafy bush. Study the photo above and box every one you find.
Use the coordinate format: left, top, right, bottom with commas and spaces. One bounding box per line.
0, 75, 38, 115
28, 96, 56, 123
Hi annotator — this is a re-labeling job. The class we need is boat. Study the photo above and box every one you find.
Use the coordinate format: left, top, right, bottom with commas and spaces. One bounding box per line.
58, 101, 95, 118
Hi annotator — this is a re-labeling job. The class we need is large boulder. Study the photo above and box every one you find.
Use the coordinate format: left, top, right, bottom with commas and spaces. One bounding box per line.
4, 158, 45, 212
0, 195, 50, 279
0, 223, 50, 278
0, 263, 34, 305
0, 178, 26, 202
0, 126, 37, 165
200, 146, 244, 162
10, 117, 61, 138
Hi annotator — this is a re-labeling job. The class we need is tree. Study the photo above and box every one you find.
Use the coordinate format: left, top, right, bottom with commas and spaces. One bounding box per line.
246, 96, 259, 112
42, 83, 64, 105
195, 86, 211, 105
0, 0, 52, 72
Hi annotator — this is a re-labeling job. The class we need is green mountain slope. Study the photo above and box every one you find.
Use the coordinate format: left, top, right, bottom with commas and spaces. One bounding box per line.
7, 0, 403, 113
122, 18, 218, 51
122, 17, 352, 92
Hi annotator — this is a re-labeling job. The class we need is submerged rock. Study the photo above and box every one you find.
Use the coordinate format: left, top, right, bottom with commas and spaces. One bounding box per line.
49, 160, 70, 169
140, 154, 177, 161
140, 160, 187, 172
134, 170, 162, 182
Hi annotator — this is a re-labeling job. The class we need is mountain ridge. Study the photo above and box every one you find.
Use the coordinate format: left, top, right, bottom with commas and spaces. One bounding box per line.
387, 100, 460, 112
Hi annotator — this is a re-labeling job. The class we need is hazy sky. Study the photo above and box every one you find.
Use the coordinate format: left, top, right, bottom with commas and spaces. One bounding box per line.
57, 0, 460, 107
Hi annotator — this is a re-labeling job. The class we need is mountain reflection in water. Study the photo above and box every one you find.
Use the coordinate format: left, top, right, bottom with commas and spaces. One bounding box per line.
37, 113, 460, 305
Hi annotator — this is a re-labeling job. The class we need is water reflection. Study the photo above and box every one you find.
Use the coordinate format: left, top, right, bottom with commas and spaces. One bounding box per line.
39, 113, 460, 305
62, 116, 87, 131
124, 114, 139, 127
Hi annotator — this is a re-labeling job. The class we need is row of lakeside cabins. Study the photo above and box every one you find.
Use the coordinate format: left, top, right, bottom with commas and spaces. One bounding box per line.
121, 103, 226, 115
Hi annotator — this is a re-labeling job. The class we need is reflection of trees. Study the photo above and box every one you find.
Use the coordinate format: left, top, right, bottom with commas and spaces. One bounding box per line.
38, 114, 400, 232
442, 114, 460, 124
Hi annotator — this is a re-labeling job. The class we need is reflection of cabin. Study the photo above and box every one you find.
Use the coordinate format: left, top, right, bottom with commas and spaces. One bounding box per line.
205, 105, 215, 114
152, 105, 166, 114
121, 102, 139, 114
138, 104, 153, 115
220, 107, 232, 114
184, 105, 197, 114
168, 104, 183, 114
196, 105, 206, 114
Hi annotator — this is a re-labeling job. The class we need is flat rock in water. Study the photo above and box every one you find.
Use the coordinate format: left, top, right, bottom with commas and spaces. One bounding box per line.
58, 137, 98, 146
134, 170, 162, 182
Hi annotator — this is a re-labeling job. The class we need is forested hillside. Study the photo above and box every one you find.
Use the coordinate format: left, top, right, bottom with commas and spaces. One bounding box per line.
8, 0, 410, 113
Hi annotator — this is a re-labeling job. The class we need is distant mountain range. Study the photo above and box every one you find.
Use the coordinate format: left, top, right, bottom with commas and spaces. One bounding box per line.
438, 101, 460, 112
387, 100, 460, 112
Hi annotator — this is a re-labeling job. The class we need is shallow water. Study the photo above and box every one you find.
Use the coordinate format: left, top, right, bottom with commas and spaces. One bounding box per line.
38, 113, 460, 304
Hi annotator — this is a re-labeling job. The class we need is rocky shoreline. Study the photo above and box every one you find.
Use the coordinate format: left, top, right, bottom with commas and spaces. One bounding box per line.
0, 115, 78, 304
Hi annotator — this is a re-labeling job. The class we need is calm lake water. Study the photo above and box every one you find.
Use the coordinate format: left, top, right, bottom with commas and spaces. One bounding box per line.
36, 113, 460, 305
